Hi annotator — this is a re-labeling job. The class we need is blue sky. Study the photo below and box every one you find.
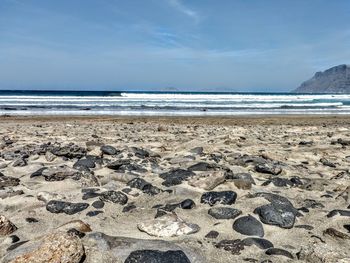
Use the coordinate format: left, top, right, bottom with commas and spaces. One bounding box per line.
0, 0, 349, 92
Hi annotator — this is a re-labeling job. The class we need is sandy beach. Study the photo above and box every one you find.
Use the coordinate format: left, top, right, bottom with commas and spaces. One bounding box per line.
0, 115, 350, 262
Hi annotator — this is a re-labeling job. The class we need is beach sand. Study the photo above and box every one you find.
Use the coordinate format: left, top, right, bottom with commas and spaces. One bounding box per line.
0, 115, 349, 262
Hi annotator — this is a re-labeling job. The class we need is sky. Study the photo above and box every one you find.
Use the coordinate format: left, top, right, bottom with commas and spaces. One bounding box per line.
0, 0, 349, 92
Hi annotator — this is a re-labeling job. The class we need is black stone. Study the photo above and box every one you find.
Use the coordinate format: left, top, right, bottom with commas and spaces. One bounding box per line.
25, 217, 38, 223
320, 158, 336, 168
255, 163, 282, 175
200, 191, 237, 206
344, 224, 350, 233
179, 199, 195, 209
0, 173, 20, 189
46, 200, 89, 215
265, 248, 294, 259
242, 237, 274, 249
82, 192, 101, 200
215, 239, 245, 255
205, 230, 219, 239
123, 204, 136, 213
101, 145, 118, 155
326, 209, 350, 218
8, 235, 20, 243
73, 158, 95, 170
99, 190, 128, 205
86, 210, 103, 217
130, 147, 150, 158
232, 215, 264, 237
106, 159, 131, 170
295, 225, 314, 230
30, 167, 47, 178
188, 162, 218, 171
159, 168, 195, 187
92, 200, 105, 209
208, 207, 242, 220
127, 178, 161, 195
124, 250, 190, 263
51, 144, 86, 159
254, 202, 296, 229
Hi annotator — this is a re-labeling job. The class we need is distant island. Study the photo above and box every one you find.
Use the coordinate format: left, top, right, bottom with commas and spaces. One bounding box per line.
293, 64, 350, 93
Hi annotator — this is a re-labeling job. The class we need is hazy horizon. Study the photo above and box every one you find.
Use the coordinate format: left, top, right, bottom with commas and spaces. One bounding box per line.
1, 0, 349, 92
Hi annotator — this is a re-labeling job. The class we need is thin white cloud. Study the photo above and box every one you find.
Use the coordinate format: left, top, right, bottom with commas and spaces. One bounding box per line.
167, 0, 200, 23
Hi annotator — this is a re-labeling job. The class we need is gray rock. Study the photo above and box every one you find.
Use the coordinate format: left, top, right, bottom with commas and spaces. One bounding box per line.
294, 64, 350, 93
200, 191, 237, 206
125, 250, 190, 263
232, 215, 264, 237
46, 200, 89, 215
208, 207, 242, 220
0, 173, 20, 189
265, 247, 294, 259
101, 145, 118, 155
99, 190, 128, 205
255, 163, 282, 175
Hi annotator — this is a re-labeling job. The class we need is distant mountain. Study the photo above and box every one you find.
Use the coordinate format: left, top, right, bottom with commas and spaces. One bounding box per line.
293, 64, 350, 93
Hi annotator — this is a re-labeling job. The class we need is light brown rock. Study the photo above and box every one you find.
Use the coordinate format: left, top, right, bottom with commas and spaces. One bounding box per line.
0, 215, 17, 236
10, 232, 85, 263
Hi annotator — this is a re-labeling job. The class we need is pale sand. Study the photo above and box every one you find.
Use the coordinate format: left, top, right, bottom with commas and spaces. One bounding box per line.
0, 115, 349, 262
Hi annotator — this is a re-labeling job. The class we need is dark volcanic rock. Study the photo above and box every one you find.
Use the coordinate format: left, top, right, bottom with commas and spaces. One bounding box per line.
130, 147, 150, 158
12, 158, 27, 167
344, 224, 350, 233
159, 168, 195, 187
73, 158, 96, 170
254, 202, 297, 229
187, 162, 218, 171
201, 191, 237, 206
232, 215, 264, 237
326, 209, 350, 218
0, 172, 20, 189
92, 200, 105, 209
46, 200, 89, 215
125, 249, 191, 263
242, 237, 274, 249
51, 143, 86, 158
99, 190, 128, 205
101, 145, 118, 155
127, 178, 161, 195
265, 248, 294, 259
320, 158, 336, 168
255, 163, 282, 175
323, 228, 350, 240
179, 199, 195, 209
41, 166, 81, 181
86, 210, 103, 217
294, 64, 350, 93
205, 230, 219, 239
208, 207, 242, 220
30, 167, 47, 178
215, 239, 245, 255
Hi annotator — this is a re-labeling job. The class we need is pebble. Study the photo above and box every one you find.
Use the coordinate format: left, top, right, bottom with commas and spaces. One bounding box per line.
205, 230, 219, 239
46, 200, 89, 215
0, 215, 17, 236
86, 210, 103, 217
137, 213, 200, 237
265, 247, 294, 259
232, 215, 264, 237
91, 200, 105, 209
208, 207, 242, 220
125, 249, 191, 263
101, 145, 118, 155
200, 191, 237, 206
215, 239, 245, 255
99, 190, 128, 205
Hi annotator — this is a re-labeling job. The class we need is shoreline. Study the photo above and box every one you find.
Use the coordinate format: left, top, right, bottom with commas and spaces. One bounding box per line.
0, 114, 349, 125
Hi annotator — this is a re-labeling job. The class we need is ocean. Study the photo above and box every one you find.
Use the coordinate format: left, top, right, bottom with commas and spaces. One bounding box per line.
0, 90, 350, 116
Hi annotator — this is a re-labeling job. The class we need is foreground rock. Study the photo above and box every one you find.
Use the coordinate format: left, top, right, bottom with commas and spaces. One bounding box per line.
0, 215, 17, 236
46, 200, 89, 215
3, 232, 85, 263
232, 215, 264, 237
125, 250, 190, 263
200, 191, 237, 206
137, 213, 200, 237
